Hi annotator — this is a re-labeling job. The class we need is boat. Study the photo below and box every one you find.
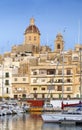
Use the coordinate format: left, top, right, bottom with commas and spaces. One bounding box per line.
41, 112, 82, 125
0, 100, 29, 116
43, 102, 54, 112
42, 101, 82, 124
61, 100, 82, 111
41, 49, 82, 125
27, 99, 44, 112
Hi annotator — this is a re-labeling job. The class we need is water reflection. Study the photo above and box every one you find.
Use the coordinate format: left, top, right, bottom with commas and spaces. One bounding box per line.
0, 114, 29, 130
0, 113, 82, 130
42, 123, 82, 130
0, 114, 43, 130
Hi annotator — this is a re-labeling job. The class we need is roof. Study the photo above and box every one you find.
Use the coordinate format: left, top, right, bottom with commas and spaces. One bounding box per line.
24, 25, 40, 35
24, 18, 40, 35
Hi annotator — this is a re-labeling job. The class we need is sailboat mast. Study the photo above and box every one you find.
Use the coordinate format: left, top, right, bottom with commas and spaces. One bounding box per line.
62, 51, 64, 100
78, 20, 82, 99
61, 49, 64, 111
80, 47, 82, 99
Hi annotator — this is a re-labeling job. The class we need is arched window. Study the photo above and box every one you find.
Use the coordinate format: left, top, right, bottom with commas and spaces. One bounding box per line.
67, 95, 71, 99
22, 94, 26, 98
57, 44, 60, 49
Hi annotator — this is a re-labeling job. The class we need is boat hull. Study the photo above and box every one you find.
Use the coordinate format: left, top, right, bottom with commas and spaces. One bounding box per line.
41, 113, 82, 124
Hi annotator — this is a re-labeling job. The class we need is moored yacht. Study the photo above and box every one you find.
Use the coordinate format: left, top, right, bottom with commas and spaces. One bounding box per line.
41, 111, 82, 124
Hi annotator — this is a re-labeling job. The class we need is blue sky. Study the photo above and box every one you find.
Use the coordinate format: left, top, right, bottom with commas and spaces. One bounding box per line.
0, 0, 82, 53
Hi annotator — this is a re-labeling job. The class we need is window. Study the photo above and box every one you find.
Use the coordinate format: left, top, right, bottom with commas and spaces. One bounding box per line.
67, 87, 71, 91
57, 44, 60, 49
14, 95, 18, 99
33, 79, 37, 83
57, 85, 62, 91
72, 54, 79, 61
67, 95, 71, 99
6, 88, 9, 94
49, 78, 54, 83
67, 79, 71, 83
58, 70, 62, 75
14, 78, 17, 81
47, 69, 55, 75
76, 94, 79, 98
34, 36, 36, 41
22, 94, 26, 98
33, 71, 37, 75
73, 56, 78, 61
33, 88, 37, 91
67, 69, 71, 75
39, 70, 46, 75
5, 72, 9, 77
42, 94, 45, 98
23, 78, 26, 81
41, 88, 45, 90
5, 80, 9, 85
58, 79, 62, 83
41, 79, 45, 82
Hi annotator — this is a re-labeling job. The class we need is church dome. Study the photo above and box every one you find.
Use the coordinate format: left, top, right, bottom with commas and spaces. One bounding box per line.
24, 18, 40, 35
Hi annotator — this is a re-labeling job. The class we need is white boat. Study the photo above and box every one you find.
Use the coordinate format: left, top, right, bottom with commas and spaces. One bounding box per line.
12, 105, 25, 114
43, 102, 54, 111
41, 112, 82, 124
0, 101, 28, 116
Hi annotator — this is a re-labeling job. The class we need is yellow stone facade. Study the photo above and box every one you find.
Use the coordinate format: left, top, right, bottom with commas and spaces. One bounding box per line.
0, 18, 82, 100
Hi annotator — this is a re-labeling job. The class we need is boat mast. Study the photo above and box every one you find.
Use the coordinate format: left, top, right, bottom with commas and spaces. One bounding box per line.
61, 29, 66, 110
78, 20, 82, 99
80, 46, 82, 99
62, 50, 64, 101
61, 48, 64, 111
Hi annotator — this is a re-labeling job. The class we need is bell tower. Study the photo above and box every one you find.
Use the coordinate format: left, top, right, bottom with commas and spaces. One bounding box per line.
54, 33, 64, 52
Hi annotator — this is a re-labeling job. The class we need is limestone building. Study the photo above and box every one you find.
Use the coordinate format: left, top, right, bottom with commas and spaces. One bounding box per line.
0, 18, 82, 99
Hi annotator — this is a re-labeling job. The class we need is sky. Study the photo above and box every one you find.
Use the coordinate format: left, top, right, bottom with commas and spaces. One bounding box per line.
0, 0, 82, 53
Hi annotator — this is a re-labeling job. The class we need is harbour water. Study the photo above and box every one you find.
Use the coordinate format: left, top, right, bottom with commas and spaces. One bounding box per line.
0, 113, 82, 130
